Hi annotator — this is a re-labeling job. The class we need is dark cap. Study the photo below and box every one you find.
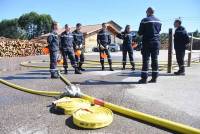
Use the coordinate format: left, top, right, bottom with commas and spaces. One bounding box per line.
51, 21, 58, 29
76, 23, 82, 27
146, 7, 154, 14
174, 19, 182, 25
65, 24, 69, 28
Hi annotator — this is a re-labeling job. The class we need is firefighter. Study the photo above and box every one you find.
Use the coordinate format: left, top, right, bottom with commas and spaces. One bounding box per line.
174, 19, 190, 75
72, 23, 85, 71
138, 7, 162, 84
60, 24, 81, 74
116, 25, 136, 70
97, 23, 114, 71
47, 21, 60, 78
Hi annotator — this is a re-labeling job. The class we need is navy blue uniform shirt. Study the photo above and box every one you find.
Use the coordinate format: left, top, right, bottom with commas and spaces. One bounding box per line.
138, 15, 162, 43
72, 30, 84, 48
174, 26, 190, 50
97, 29, 111, 47
47, 31, 59, 52
60, 31, 74, 51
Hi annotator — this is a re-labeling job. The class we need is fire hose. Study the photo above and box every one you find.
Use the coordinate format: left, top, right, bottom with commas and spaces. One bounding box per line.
1, 71, 200, 133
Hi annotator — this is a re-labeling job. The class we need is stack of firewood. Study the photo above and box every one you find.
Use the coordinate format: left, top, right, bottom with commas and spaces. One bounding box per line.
0, 37, 48, 57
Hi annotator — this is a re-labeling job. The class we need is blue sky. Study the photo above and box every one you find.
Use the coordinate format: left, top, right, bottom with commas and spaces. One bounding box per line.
1, 0, 200, 33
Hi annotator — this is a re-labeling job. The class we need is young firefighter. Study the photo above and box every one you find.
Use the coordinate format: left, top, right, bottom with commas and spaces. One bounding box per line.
72, 23, 85, 71
60, 24, 81, 74
97, 23, 114, 71
47, 21, 60, 78
116, 25, 136, 70
174, 19, 190, 75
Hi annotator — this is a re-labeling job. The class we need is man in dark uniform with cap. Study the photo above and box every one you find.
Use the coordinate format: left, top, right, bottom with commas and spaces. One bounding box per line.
174, 19, 190, 75
138, 7, 162, 83
60, 24, 81, 74
97, 23, 114, 71
47, 21, 60, 78
72, 23, 85, 71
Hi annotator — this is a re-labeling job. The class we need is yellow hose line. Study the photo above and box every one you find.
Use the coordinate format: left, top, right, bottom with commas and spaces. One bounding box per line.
1, 72, 200, 133
20, 61, 168, 71
81, 94, 200, 134
0, 79, 63, 97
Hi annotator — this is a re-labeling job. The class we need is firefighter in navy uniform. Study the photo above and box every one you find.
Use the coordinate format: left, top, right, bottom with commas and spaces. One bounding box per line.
47, 21, 60, 78
60, 24, 81, 74
72, 23, 85, 71
116, 25, 136, 70
138, 7, 162, 84
174, 19, 190, 75
97, 23, 114, 71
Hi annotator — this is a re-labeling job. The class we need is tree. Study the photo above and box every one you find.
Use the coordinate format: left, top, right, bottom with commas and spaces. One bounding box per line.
0, 11, 53, 39
193, 30, 200, 37
0, 18, 27, 39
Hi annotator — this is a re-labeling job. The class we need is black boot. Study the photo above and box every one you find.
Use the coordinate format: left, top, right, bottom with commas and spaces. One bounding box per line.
131, 62, 135, 71
101, 62, 105, 71
138, 78, 148, 84
75, 67, 82, 74
109, 64, 114, 71
79, 63, 85, 71
51, 72, 59, 79
174, 70, 185, 75
122, 63, 126, 70
174, 66, 185, 75
148, 78, 157, 83
64, 69, 68, 74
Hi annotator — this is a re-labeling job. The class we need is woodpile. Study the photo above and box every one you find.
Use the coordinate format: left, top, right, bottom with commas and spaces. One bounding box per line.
0, 37, 48, 57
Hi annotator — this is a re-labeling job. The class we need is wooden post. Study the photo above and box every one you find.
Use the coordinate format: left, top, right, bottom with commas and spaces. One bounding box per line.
187, 33, 193, 67
167, 28, 173, 73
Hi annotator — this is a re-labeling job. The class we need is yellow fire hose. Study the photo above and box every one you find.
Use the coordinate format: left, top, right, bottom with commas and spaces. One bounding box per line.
59, 73, 200, 134
20, 60, 170, 71
1, 67, 200, 133
0, 79, 63, 97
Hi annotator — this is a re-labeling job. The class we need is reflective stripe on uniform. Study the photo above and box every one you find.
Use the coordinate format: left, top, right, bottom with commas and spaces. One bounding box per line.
98, 33, 109, 36
152, 70, 159, 73
141, 20, 162, 24
141, 71, 148, 73
61, 35, 73, 38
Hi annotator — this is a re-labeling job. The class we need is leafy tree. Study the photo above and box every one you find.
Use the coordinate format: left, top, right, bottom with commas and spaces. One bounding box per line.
0, 11, 53, 39
193, 30, 200, 37
0, 18, 26, 39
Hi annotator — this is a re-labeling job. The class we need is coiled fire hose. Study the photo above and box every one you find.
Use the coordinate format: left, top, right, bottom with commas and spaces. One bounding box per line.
1, 72, 200, 133
59, 72, 200, 134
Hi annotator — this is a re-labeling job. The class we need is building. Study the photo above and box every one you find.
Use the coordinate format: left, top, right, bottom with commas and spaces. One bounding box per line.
41, 20, 123, 52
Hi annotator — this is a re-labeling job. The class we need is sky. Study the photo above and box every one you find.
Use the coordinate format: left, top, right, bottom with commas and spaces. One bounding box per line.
1, 0, 200, 33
